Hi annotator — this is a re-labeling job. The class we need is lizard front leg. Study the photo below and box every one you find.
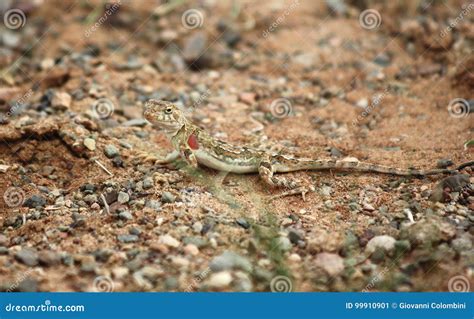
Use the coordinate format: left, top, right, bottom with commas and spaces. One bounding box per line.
258, 156, 312, 200
136, 150, 180, 165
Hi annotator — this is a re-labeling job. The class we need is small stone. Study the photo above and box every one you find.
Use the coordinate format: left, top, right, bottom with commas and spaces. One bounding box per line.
112, 267, 129, 279
319, 186, 332, 196
0, 164, 10, 173
24, 195, 46, 208
236, 218, 250, 229
288, 228, 303, 244
210, 251, 252, 272
451, 235, 472, 252
143, 177, 154, 189
363, 202, 375, 212
365, 235, 396, 254
122, 119, 148, 127
239, 92, 256, 105
40, 58, 55, 70
207, 271, 233, 288
91, 202, 100, 210
193, 222, 203, 234
307, 229, 343, 253
104, 144, 119, 158
356, 98, 369, 108
38, 250, 61, 266
158, 234, 180, 248
51, 91, 72, 109
288, 253, 302, 262
117, 234, 139, 243
83, 138, 96, 151
0, 234, 8, 246
161, 191, 175, 203
184, 244, 199, 256
373, 53, 391, 66
118, 211, 133, 220
314, 253, 345, 276
15, 248, 39, 266
278, 237, 292, 251
117, 191, 130, 204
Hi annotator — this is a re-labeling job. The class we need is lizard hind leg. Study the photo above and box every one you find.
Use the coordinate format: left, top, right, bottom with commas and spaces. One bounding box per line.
258, 160, 313, 200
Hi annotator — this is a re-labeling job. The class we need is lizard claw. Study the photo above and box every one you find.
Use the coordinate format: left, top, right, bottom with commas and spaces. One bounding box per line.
269, 185, 315, 201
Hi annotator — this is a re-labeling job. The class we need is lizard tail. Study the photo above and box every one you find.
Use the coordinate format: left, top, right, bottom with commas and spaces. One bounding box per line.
274, 156, 455, 176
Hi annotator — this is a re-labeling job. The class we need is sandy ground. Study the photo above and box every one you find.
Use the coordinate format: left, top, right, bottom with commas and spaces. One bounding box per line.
0, 0, 472, 292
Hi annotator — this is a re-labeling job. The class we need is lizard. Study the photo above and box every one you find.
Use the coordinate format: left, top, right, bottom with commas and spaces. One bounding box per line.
141, 99, 458, 199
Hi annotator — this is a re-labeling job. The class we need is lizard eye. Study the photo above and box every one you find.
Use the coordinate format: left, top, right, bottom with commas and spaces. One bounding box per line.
164, 108, 173, 114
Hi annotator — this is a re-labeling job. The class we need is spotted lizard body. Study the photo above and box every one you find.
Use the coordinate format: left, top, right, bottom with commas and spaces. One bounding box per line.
142, 99, 456, 198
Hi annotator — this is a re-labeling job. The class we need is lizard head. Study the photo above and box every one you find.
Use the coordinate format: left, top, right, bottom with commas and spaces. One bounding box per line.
143, 99, 186, 134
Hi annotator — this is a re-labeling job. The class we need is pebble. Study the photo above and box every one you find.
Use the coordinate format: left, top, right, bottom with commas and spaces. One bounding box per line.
365, 235, 396, 254
51, 91, 72, 109
183, 244, 199, 256
319, 186, 332, 196
15, 248, 39, 266
118, 211, 133, 220
210, 251, 252, 272
288, 229, 303, 244
158, 234, 180, 248
288, 253, 302, 262
314, 253, 345, 276
122, 119, 148, 127
182, 32, 208, 62
83, 138, 96, 151
24, 195, 46, 208
112, 267, 129, 279
192, 222, 203, 234
161, 191, 175, 203
142, 177, 154, 189
0, 234, 8, 246
451, 235, 472, 252
278, 237, 292, 251
38, 250, 61, 266
236, 218, 250, 229
307, 229, 343, 253
207, 271, 233, 288
118, 191, 130, 204
0, 164, 10, 173
104, 144, 119, 158
363, 202, 375, 212
117, 234, 139, 243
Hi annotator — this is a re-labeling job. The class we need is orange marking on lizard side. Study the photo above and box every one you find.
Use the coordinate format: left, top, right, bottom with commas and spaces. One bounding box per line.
187, 134, 199, 150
